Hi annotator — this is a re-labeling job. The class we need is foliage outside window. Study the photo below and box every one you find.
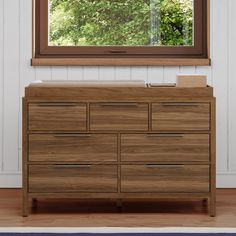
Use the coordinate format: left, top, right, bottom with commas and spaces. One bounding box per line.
49, 0, 193, 47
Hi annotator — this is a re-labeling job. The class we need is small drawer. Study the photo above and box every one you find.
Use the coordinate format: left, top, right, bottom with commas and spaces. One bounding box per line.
90, 103, 148, 131
121, 165, 209, 193
152, 103, 210, 131
29, 134, 118, 162
28, 103, 87, 131
29, 165, 118, 193
121, 134, 209, 162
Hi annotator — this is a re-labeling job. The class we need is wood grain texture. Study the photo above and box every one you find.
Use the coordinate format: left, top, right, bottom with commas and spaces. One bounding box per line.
29, 165, 118, 193
121, 134, 210, 163
90, 103, 148, 131
28, 103, 87, 131
22, 98, 29, 216
25, 86, 214, 99
23, 85, 215, 216
152, 103, 210, 131
31, 58, 211, 66
29, 133, 118, 162
1, 189, 236, 227
121, 165, 209, 193
210, 98, 216, 217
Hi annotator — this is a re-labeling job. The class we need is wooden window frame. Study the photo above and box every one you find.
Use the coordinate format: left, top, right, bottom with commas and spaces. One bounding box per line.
32, 0, 211, 66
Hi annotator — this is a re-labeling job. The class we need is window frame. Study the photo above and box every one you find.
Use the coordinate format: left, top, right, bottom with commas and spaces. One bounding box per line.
32, 0, 210, 66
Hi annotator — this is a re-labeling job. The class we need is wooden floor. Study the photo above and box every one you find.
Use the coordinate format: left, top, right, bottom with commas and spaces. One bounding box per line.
0, 189, 236, 227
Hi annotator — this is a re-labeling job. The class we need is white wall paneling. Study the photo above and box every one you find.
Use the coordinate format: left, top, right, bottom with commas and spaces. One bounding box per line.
0, 0, 235, 187
35, 67, 51, 81
115, 67, 131, 80
67, 67, 84, 80
19, 0, 36, 172
131, 66, 148, 81
3, 0, 20, 172
99, 67, 116, 80
163, 67, 180, 83
83, 66, 99, 80
51, 67, 68, 81
228, 0, 236, 172
211, 0, 229, 173
0, 0, 4, 172
147, 66, 164, 83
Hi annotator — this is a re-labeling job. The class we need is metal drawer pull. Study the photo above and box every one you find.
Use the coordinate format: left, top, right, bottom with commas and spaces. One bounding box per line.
146, 165, 185, 168
99, 103, 138, 107
109, 50, 127, 54
162, 103, 200, 107
37, 103, 78, 107
147, 134, 183, 138
54, 165, 91, 169
54, 134, 91, 138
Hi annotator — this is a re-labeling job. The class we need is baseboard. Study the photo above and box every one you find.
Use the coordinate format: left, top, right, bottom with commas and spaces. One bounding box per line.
0, 172, 236, 188
216, 172, 236, 188
0, 172, 22, 188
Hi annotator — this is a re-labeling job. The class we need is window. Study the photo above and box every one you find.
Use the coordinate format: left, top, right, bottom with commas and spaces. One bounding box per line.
32, 0, 210, 66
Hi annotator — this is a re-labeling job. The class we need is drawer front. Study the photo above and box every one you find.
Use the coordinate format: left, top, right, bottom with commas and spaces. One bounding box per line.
90, 103, 148, 131
29, 165, 117, 193
29, 134, 118, 162
152, 103, 210, 131
121, 134, 209, 162
29, 103, 87, 131
121, 165, 209, 193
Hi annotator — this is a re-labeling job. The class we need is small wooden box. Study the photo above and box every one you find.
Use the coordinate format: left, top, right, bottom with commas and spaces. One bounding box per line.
176, 75, 207, 88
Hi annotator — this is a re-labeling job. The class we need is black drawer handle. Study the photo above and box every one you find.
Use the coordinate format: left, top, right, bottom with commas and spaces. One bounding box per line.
147, 134, 183, 138
162, 103, 200, 107
54, 165, 91, 169
109, 50, 127, 54
37, 103, 78, 107
146, 165, 185, 168
99, 103, 138, 107
54, 134, 91, 138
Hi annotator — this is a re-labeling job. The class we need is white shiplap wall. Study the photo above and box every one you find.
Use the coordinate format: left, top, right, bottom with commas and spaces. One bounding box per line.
0, 0, 235, 187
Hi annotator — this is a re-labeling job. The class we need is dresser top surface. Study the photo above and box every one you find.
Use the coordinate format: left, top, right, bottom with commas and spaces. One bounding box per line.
25, 80, 214, 99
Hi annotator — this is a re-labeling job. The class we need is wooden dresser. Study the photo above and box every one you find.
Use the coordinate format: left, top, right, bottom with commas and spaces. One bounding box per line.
22, 82, 216, 217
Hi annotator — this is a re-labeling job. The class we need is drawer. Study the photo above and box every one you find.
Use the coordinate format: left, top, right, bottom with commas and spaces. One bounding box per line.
90, 103, 148, 131
29, 103, 87, 131
121, 165, 209, 193
29, 134, 118, 162
29, 165, 117, 193
121, 134, 209, 162
152, 103, 210, 131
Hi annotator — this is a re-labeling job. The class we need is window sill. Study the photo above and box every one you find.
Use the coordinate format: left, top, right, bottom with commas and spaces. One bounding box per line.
31, 58, 211, 66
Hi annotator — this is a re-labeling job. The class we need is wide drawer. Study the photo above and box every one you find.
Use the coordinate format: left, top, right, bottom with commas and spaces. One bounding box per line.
121, 134, 209, 162
121, 165, 209, 193
29, 134, 118, 162
28, 103, 87, 131
29, 165, 117, 193
152, 103, 210, 131
90, 103, 148, 131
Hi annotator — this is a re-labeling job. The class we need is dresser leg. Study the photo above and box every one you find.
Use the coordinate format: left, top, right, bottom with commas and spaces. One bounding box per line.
32, 198, 38, 209
209, 197, 216, 217
116, 199, 123, 208
23, 195, 29, 217
202, 198, 208, 206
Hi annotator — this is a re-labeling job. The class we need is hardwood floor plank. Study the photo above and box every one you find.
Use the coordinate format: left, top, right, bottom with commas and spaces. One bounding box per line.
0, 189, 235, 227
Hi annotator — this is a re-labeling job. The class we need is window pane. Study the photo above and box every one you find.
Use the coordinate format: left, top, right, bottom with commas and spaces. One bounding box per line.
49, 0, 193, 47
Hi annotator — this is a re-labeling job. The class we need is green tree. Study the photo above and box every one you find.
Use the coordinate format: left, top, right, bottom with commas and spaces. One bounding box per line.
49, 0, 193, 46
